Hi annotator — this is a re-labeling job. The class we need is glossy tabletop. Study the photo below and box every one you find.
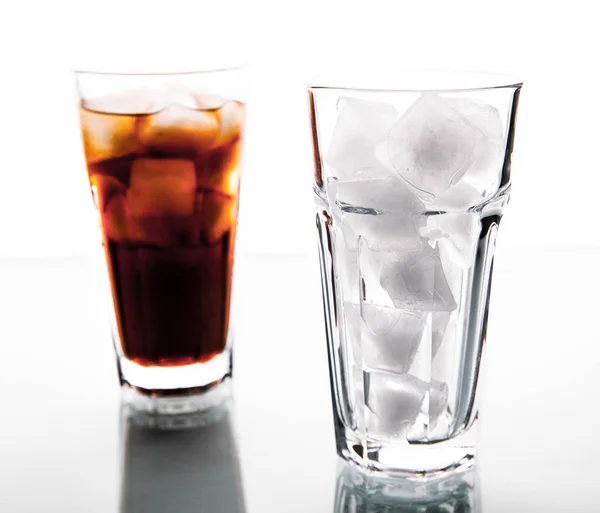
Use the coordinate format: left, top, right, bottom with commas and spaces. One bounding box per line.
1, 247, 599, 512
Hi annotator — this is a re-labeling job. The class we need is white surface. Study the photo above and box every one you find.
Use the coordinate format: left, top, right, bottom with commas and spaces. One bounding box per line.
0, 250, 599, 511
0, 0, 598, 257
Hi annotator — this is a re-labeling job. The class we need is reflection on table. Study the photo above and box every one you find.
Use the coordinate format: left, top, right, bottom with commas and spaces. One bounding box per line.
335, 460, 478, 513
119, 400, 246, 513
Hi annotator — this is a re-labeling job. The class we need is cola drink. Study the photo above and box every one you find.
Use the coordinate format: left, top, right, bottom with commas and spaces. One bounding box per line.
80, 92, 244, 369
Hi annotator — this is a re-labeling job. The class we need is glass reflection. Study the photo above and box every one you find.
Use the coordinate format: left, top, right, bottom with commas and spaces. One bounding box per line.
119, 400, 246, 513
335, 461, 478, 513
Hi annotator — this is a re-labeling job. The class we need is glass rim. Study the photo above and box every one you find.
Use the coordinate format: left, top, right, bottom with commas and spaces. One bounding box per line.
72, 59, 247, 77
307, 69, 523, 93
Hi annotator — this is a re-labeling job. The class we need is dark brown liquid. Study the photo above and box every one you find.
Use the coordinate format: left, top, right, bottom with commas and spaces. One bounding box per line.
81, 96, 244, 366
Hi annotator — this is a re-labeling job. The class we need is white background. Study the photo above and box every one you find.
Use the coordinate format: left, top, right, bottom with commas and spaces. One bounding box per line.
0, 0, 598, 258
1, 2, 600, 509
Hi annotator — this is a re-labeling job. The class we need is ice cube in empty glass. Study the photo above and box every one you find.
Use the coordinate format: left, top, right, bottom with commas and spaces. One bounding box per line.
308, 70, 521, 475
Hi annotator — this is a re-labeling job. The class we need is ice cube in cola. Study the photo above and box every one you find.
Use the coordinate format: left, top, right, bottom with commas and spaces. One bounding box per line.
81, 92, 244, 367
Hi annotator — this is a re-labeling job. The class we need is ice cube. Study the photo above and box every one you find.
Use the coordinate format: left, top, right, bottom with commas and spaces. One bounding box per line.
448, 97, 505, 189
196, 191, 236, 245
428, 181, 486, 211
345, 302, 425, 373
335, 236, 359, 301
214, 101, 245, 147
80, 91, 161, 163
200, 167, 240, 198
361, 302, 403, 335
351, 366, 366, 421
419, 213, 479, 269
343, 303, 362, 362
128, 158, 196, 217
329, 175, 422, 214
407, 378, 450, 441
428, 379, 449, 422
196, 146, 242, 196
326, 98, 398, 180
388, 94, 483, 197
83, 91, 158, 116
432, 311, 451, 358
336, 240, 395, 307
159, 83, 199, 110
357, 241, 397, 307
99, 160, 197, 246
139, 105, 221, 155
102, 194, 129, 242
90, 174, 126, 212
365, 371, 426, 441
380, 246, 457, 312
193, 93, 229, 110
80, 109, 142, 163
359, 304, 427, 374
327, 177, 424, 251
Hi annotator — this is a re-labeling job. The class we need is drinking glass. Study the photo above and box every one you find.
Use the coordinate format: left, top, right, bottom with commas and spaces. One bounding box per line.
335, 459, 478, 511
76, 65, 246, 411
308, 71, 521, 474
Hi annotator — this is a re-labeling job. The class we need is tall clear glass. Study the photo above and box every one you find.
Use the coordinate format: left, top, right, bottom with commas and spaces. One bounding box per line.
76, 66, 246, 411
308, 71, 521, 474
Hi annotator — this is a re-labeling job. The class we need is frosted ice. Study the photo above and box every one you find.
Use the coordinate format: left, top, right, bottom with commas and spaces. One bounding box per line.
428, 181, 486, 211
336, 243, 395, 307
343, 302, 361, 362
365, 372, 426, 441
327, 177, 424, 251
359, 304, 427, 373
335, 237, 360, 300
388, 94, 482, 197
361, 302, 405, 335
448, 97, 505, 190
407, 379, 450, 442
326, 98, 398, 180
344, 302, 425, 373
419, 213, 480, 269
380, 246, 457, 312
432, 311, 451, 358
428, 379, 449, 422
357, 243, 397, 307
328, 177, 423, 218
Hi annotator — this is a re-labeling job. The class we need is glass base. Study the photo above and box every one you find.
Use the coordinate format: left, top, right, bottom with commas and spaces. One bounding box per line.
121, 377, 232, 414
335, 458, 478, 510
337, 425, 476, 477
118, 348, 232, 414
